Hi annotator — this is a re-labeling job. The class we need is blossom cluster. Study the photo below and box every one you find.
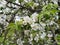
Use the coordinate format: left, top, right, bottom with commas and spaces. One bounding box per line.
0, 0, 59, 45
15, 12, 59, 45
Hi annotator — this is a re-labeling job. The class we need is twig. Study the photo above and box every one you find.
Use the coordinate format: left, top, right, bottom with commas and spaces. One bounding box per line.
5, 0, 41, 13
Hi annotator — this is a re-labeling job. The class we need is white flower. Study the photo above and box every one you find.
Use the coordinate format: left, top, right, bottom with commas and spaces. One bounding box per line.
1, 0, 7, 5
31, 23, 45, 31
34, 3, 39, 6
0, 0, 7, 8
31, 12, 38, 22
55, 15, 59, 20
48, 21, 55, 25
23, 16, 33, 25
29, 34, 33, 42
15, 16, 20, 23
34, 34, 39, 42
40, 32, 46, 39
53, 1, 58, 4
3, 8, 11, 13
58, 8, 60, 10
51, 0, 58, 4
17, 38, 23, 45
24, 0, 31, 3
47, 34, 53, 38
0, 15, 6, 24
40, 22, 46, 27
24, 30, 30, 36
38, 22, 46, 31
0, 15, 6, 19
15, 0, 20, 4
0, 18, 4, 24
0, 10, 2, 13
23, 20, 27, 25
31, 3, 39, 9
31, 23, 39, 30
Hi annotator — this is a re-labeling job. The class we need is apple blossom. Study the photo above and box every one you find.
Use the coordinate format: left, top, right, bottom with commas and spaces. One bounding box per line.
31, 12, 38, 22
47, 34, 53, 38
17, 38, 23, 45
40, 32, 46, 39
23, 16, 33, 25
30, 23, 40, 30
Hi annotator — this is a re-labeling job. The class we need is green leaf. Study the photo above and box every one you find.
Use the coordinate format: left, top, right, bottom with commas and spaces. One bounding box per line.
38, 14, 43, 22
15, 21, 22, 30
26, 2, 34, 7
0, 37, 4, 42
50, 9, 58, 15
56, 34, 60, 45
19, 0, 23, 3
7, 23, 16, 30
7, 29, 14, 37
44, 11, 50, 15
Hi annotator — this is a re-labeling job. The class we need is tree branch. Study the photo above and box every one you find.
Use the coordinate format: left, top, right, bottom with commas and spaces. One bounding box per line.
5, 0, 41, 13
